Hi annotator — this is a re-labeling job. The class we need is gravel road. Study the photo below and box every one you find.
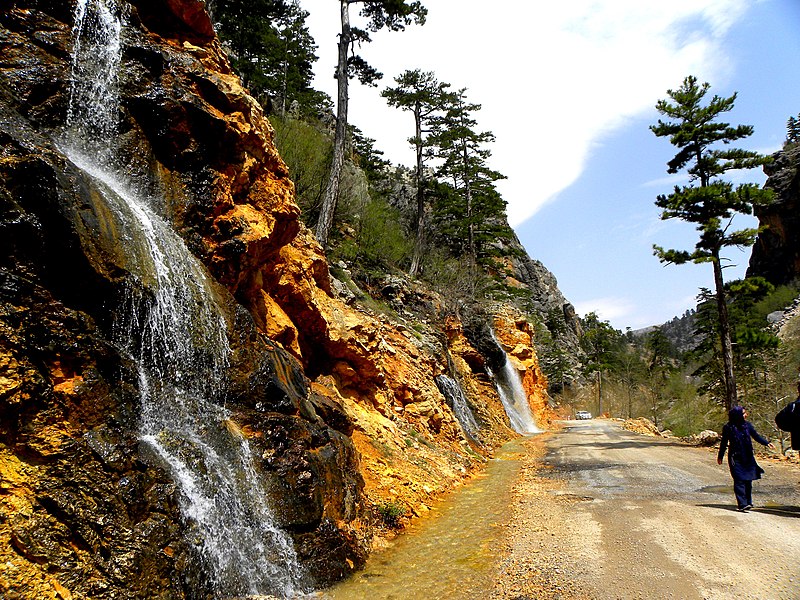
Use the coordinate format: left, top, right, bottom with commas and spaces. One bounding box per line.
493, 419, 800, 600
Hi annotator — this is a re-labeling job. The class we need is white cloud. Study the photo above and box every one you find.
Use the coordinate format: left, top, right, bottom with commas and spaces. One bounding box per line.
575, 291, 707, 330
301, 0, 754, 226
574, 296, 636, 324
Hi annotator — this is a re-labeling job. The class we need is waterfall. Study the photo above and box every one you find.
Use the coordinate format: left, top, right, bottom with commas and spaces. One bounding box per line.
63, 1, 306, 596
435, 375, 481, 442
489, 335, 541, 435
66, 0, 122, 166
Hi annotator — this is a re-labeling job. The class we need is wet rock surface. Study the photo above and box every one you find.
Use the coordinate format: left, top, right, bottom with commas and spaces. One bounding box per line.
1, 1, 364, 596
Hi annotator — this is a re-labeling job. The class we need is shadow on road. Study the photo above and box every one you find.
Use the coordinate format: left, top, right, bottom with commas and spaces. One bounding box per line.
754, 505, 800, 518
698, 503, 800, 518
698, 503, 741, 513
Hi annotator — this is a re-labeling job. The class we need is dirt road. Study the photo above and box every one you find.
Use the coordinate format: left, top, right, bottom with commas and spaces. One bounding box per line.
494, 419, 800, 600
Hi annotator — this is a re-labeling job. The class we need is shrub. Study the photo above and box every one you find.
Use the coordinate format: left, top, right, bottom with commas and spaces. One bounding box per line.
375, 500, 406, 529
332, 195, 412, 271
268, 115, 331, 225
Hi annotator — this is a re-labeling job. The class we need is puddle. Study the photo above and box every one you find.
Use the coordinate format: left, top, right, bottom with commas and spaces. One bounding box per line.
548, 491, 595, 502
320, 438, 530, 599
698, 485, 732, 494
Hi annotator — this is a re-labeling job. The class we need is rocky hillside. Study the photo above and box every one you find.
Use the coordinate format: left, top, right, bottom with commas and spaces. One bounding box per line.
748, 143, 800, 285
0, 1, 560, 598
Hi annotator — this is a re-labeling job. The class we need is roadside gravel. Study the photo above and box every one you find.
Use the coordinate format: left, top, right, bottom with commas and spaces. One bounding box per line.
491, 432, 592, 599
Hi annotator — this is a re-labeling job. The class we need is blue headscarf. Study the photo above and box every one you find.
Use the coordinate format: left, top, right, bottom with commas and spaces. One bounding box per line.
727, 405, 750, 455
728, 405, 745, 425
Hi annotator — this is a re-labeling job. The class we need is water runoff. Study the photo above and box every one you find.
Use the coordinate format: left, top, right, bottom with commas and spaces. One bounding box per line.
63, 1, 307, 596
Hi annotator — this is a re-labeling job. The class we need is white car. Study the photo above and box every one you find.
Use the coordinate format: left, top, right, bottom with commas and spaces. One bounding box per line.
575, 410, 592, 420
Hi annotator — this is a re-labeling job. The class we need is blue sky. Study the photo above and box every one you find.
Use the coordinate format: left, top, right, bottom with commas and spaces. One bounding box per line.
300, 0, 800, 330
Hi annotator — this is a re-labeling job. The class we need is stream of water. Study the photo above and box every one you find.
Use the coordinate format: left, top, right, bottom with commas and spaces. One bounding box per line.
64, 1, 306, 596
323, 439, 528, 599
435, 374, 481, 442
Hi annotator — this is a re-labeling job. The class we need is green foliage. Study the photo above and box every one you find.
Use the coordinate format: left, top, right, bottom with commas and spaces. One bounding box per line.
350, 125, 391, 183
689, 278, 793, 402
268, 115, 331, 224
333, 196, 413, 271
645, 328, 676, 368
213, 0, 329, 116
537, 308, 577, 393
359, 1, 428, 32
540, 341, 574, 393
425, 87, 512, 267
382, 69, 453, 275
419, 246, 493, 313
375, 500, 406, 529
579, 312, 624, 374
382, 69, 452, 138
615, 345, 648, 418
787, 114, 800, 144
651, 75, 773, 267
657, 373, 713, 437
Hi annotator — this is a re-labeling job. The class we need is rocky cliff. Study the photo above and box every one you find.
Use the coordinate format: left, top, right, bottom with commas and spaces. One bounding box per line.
0, 1, 555, 598
748, 143, 800, 285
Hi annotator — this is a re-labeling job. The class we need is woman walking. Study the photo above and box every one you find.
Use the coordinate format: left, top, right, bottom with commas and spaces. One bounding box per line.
717, 406, 774, 511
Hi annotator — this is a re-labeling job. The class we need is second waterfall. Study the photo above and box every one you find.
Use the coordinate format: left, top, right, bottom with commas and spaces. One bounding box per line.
491, 340, 541, 435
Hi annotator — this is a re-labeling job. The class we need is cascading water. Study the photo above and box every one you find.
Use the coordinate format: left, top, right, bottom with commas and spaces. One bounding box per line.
434, 375, 481, 442
489, 334, 541, 435
63, 1, 306, 596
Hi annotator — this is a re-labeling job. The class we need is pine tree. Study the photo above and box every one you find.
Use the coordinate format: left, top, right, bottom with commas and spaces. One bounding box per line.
213, 0, 325, 116
787, 114, 800, 144
382, 69, 451, 276
429, 87, 509, 270
315, 0, 427, 248
580, 313, 623, 417
650, 75, 773, 410
276, 1, 329, 116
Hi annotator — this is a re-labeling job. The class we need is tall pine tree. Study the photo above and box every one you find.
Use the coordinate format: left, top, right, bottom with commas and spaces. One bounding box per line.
213, 0, 324, 115
382, 69, 451, 276
430, 87, 510, 270
650, 75, 773, 410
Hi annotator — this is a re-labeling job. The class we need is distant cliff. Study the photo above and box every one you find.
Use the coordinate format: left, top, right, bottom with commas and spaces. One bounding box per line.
748, 143, 800, 285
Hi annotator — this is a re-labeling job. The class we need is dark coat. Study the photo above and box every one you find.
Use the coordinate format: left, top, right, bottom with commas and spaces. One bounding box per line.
789, 398, 800, 450
718, 421, 769, 481
776, 397, 800, 450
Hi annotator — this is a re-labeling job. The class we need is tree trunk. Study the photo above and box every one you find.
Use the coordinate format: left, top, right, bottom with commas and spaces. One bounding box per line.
316, 0, 350, 248
712, 250, 737, 411
627, 386, 632, 419
597, 370, 603, 417
460, 143, 475, 263
279, 29, 288, 116
409, 101, 425, 277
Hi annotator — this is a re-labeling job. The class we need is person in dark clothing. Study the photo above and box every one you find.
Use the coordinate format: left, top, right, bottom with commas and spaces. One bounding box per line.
717, 406, 775, 511
787, 381, 800, 451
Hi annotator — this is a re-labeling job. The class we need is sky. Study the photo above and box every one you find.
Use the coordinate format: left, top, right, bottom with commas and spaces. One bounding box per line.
298, 0, 800, 331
